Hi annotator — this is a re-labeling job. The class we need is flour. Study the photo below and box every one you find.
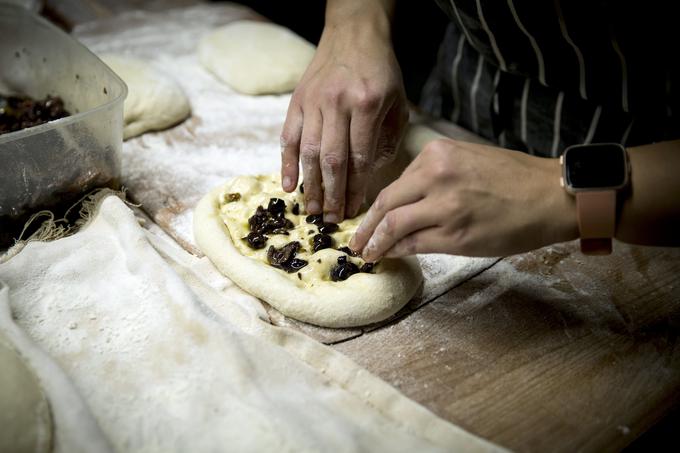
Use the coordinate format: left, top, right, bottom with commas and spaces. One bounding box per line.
74, 4, 499, 325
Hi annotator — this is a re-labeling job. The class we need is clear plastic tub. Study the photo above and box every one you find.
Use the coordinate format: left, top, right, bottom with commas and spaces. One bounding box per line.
0, 3, 127, 247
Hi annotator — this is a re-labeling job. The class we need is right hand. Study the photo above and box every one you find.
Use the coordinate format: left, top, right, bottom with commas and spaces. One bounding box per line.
280, 14, 408, 224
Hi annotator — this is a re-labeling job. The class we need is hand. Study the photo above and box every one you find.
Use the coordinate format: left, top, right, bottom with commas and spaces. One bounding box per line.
280, 7, 408, 223
349, 139, 579, 260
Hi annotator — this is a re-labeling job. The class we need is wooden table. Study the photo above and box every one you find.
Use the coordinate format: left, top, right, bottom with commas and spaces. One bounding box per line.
42, 1, 680, 451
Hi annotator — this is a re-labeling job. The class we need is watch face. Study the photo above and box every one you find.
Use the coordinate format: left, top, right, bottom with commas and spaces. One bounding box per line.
564, 143, 627, 189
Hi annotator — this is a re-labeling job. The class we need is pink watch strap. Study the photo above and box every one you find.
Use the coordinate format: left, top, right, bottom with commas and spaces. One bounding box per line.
575, 190, 616, 255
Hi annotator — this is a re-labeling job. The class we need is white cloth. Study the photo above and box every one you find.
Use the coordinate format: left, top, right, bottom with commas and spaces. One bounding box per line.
0, 196, 504, 452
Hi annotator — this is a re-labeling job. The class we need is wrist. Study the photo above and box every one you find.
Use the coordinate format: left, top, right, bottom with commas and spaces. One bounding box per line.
545, 157, 579, 244
324, 0, 393, 41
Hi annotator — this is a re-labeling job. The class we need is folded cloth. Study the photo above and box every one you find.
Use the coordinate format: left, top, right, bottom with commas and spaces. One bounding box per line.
0, 195, 504, 452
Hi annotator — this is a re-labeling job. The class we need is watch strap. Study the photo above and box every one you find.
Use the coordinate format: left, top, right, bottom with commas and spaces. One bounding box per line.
575, 190, 616, 255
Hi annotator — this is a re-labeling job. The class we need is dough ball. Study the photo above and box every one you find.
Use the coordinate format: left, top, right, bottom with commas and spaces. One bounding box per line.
101, 55, 191, 140
198, 21, 316, 95
0, 339, 52, 453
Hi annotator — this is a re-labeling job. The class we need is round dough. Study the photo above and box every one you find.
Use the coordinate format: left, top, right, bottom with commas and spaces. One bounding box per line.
193, 177, 422, 328
101, 55, 191, 139
0, 338, 52, 453
198, 21, 316, 95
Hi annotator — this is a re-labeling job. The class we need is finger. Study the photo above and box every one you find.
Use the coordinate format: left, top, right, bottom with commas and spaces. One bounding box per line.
383, 226, 442, 258
345, 111, 381, 218
361, 201, 438, 262
320, 110, 350, 223
349, 174, 425, 252
280, 101, 304, 192
299, 108, 323, 215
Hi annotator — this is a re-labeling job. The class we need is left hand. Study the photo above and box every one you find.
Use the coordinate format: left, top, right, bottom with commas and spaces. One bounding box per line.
349, 139, 579, 260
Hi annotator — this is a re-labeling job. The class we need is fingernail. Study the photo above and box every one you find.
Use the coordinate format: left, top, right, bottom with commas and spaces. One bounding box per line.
307, 200, 321, 214
324, 212, 340, 224
282, 176, 292, 190
363, 238, 376, 261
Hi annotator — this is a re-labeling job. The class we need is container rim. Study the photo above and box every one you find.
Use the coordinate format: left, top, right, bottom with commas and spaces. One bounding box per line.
0, 3, 128, 145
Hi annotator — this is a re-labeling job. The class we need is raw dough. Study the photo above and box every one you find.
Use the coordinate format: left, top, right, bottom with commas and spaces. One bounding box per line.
198, 21, 315, 95
101, 55, 191, 139
193, 174, 423, 328
0, 337, 52, 453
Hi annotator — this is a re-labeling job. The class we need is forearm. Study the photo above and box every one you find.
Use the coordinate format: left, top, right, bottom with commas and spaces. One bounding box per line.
324, 0, 394, 40
616, 140, 680, 246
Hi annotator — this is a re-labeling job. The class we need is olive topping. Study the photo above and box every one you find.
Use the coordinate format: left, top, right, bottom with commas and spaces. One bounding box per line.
312, 233, 333, 252
330, 255, 360, 282
267, 241, 308, 273
244, 232, 268, 249
305, 214, 323, 226
338, 246, 359, 257
267, 198, 286, 214
299, 182, 304, 193
292, 203, 300, 215
318, 222, 339, 234
360, 262, 374, 273
248, 204, 294, 235
226, 192, 241, 202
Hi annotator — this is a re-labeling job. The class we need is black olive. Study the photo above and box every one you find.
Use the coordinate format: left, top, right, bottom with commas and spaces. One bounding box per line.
337, 246, 359, 257
330, 257, 360, 282
267, 241, 300, 267
312, 234, 333, 252
244, 232, 268, 249
299, 182, 304, 193
306, 214, 323, 225
292, 203, 300, 215
360, 262, 374, 273
318, 223, 339, 234
288, 258, 308, 272
267, 198, 286, 214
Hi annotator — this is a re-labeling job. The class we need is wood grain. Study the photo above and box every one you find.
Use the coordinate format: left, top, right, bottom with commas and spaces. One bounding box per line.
334, 241, 680, 452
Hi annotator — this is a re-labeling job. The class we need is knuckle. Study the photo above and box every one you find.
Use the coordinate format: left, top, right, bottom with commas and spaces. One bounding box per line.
383, 212, 398, 237
353, 87, 380, 112
322, 86, 343, 106
300, 142, 321, 163
321, 153, 346, 172
374, 189, 388, 212
349, 153, 372, 174
279, 132, 297, 149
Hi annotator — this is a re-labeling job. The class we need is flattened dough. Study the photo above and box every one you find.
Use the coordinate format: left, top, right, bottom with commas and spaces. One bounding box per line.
194, 175, 422, 328
101, 55, 191, 139
198, 21, 315, 95
0, 338, 52, 453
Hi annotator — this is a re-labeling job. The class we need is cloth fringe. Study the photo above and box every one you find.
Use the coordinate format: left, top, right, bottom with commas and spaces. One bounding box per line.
0, 189, 136, 264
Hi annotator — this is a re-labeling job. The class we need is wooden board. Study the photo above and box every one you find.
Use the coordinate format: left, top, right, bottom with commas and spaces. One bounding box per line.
334, 241, 680, 452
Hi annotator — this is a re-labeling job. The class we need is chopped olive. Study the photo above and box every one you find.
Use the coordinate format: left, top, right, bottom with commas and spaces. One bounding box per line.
338, 246, 359, 257
297, 273, 302, 280
226, 192, 241, 202
312, 233, 333, 252
318, 222, 339, 234
307, 230, 315, 235
248, 204, 293, 235
299, 182, 304, 193
330, 256, 360, 282
267, 241, 306, 273
288, 258, 308, 271
305, 214, 323, 226
292, 203, 300, 215
0, 94, 70, 135
267, 198, 286, 214
243, 232, 268, 249
360, 262, 374, 273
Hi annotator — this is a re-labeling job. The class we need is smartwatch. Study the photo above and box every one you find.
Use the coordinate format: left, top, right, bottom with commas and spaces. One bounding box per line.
560, 143, 630, 255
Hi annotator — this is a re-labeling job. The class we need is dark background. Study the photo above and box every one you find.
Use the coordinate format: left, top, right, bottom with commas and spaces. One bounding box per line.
215, 0, 450, 105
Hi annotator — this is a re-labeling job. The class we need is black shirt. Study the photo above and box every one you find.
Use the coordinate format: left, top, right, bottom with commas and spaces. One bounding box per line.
420, 0, 679, 156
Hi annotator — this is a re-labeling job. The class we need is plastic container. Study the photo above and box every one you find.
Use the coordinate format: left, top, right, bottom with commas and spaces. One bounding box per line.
0, 3, 127, 247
